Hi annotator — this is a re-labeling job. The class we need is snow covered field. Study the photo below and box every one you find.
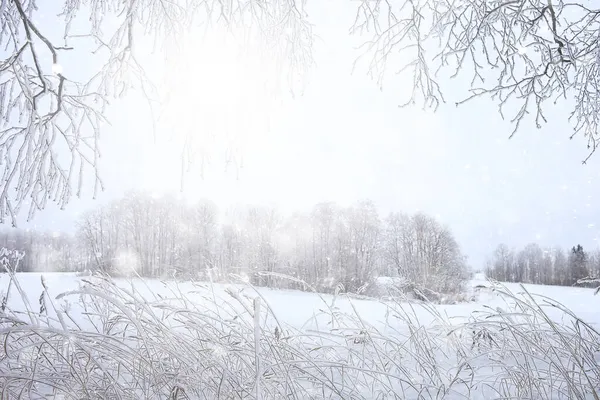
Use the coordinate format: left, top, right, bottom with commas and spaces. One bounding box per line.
1, 272, 599, 399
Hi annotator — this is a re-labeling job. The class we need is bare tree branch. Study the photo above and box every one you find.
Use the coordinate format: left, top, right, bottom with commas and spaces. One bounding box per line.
352, 0, 600, 162
0, 0, 312, 225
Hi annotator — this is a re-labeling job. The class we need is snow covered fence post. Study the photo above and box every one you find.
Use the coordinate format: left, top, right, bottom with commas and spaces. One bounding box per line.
254, 297, 261, 400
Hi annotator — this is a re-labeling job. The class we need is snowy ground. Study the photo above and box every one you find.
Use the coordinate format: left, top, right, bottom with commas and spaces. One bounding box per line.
1, 272, 599, 399
2, 271, 596, 328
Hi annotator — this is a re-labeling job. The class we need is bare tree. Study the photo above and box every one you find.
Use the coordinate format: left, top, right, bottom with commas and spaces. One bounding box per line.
77, 208, 111, 272
310, 202, 337, 288
219, 222, 244, 278
554, 246, 568, 285
352, 0, 600, 161
383, 211, 467, 294
278, 211, 312, 289
189, 200, 219, 277
489, 243, 515, 282
521, 243, 544, 283
343, 200, 381, 292
588, 249, 600, 281
0, 0, 312, 225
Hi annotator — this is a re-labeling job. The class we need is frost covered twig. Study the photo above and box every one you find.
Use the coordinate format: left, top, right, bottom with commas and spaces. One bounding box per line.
0, 0, 312, 225
352, 0, 600, 161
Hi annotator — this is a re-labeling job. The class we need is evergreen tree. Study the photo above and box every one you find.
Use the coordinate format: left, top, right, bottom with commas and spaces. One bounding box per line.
568, 244, 588, 285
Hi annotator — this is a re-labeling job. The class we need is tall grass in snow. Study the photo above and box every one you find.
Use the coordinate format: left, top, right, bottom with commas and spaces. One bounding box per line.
0, 269, 599, 398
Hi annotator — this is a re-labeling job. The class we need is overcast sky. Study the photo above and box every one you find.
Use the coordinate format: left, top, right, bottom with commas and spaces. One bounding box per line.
14, 0, 600, 269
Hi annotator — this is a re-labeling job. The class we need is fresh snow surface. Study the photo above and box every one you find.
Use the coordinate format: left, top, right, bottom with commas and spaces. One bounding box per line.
8, 272, 597, 328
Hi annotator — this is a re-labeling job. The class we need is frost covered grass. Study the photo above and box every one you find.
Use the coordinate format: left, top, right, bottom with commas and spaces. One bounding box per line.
0, 272, 599, 399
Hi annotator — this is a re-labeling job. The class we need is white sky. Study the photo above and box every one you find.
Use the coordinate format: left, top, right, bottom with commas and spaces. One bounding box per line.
13, 0, 600, 269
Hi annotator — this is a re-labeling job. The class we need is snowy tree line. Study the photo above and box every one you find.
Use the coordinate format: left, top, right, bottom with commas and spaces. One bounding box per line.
0, 230, 84, 273
485, 243, 600, 287
0, 192, 468, 294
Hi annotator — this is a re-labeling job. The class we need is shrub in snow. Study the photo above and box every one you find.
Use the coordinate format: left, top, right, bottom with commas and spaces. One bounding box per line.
0, 249, 24, 273
382, 213, 469, 296
371, 276, 472, 304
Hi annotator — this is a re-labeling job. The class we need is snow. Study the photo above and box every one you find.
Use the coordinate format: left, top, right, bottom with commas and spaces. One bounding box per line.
1, 272, 599, 399
1, 271, 598, 336
375, 276, 408, 287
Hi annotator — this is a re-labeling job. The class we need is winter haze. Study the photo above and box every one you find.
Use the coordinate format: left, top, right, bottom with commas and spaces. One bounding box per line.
3, 0, 600, 398
14, 0, 600, 271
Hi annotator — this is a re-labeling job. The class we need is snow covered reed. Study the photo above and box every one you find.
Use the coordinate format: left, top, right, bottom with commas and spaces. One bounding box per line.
0, 271, 599, 399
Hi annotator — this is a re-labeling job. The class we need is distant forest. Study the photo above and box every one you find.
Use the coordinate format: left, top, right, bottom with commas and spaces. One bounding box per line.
0, 192, 469, 295
485, 243, 600, 287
